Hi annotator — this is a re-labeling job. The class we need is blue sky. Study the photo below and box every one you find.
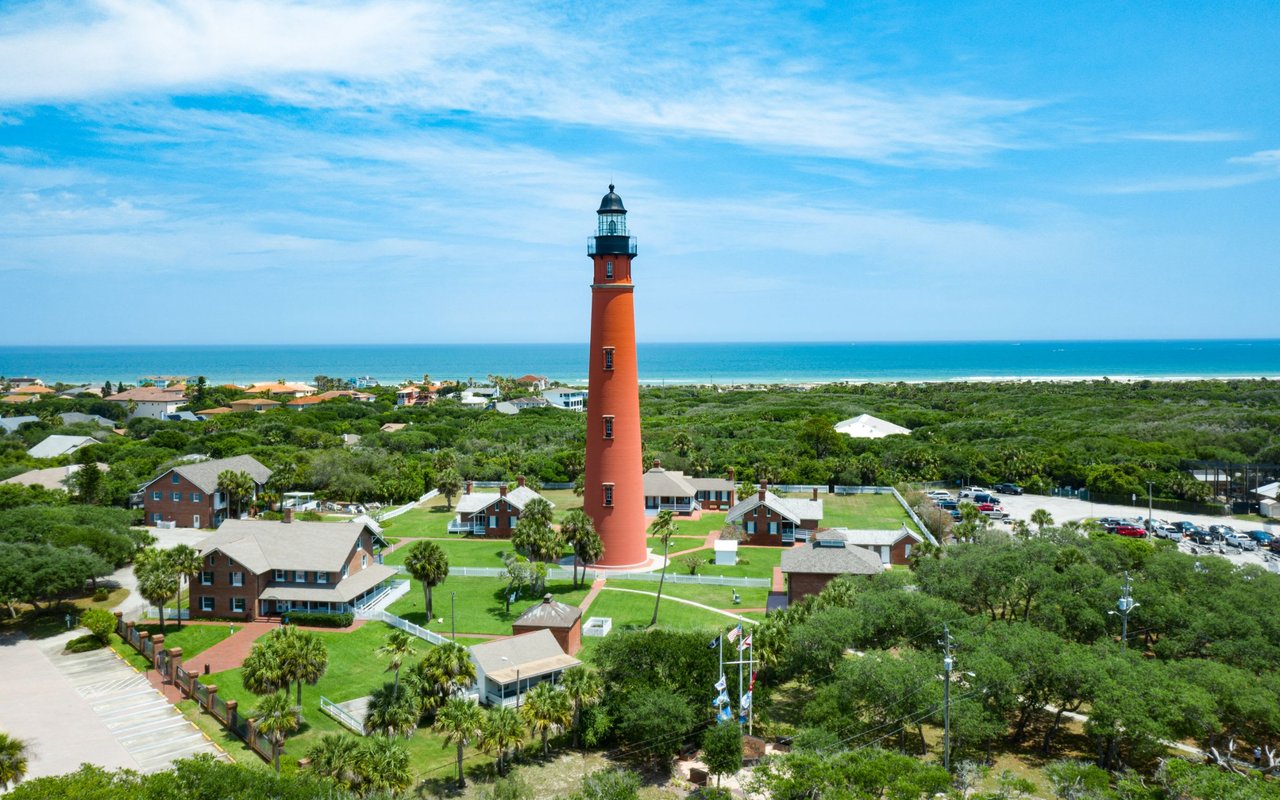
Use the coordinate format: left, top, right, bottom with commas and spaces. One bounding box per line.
1, 0, 1277, 345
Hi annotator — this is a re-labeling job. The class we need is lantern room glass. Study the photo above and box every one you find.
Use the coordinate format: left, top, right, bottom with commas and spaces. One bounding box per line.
597, 213, 627, 236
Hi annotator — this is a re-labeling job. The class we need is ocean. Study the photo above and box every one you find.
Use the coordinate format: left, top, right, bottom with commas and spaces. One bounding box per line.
2, 341, 1279, 386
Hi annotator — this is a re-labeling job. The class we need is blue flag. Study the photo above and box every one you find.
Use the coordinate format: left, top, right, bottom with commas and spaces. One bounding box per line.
717, 706, 733, 723
715, 690, 730, 706
715, 674, 727, 692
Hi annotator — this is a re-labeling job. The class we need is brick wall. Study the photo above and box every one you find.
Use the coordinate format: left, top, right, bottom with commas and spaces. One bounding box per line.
142, 470, 217, 528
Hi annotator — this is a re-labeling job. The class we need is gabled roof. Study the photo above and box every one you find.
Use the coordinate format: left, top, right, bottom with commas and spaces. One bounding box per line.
726, 490, 823, 525
514, 594, 583, 629
11, 385, 53, 394
834, 413, 912, 439
0, 415, 39, 433
349, 514, 384, 535
27, 434, 97, 459
642, 467, 698, 498
780, 539, 883, 575
59, 412, 116, 427
1255, 481, 1279, 500
2, 463, 110, 490
456, 486, 552, 514
829, 525, 923, 548
286, 390, 375, 406
105, 387, 186, 403
244, 381, 315, 395
470, 629, 579, 682
144, 454, 272, 494
195, 518, 387, 574
1, 395, 36, 404
380, 423, 407, 432
515, 374, 547, 383
259, 563, 397, 602
690, 477, 735, 492
230, 398, 280, 409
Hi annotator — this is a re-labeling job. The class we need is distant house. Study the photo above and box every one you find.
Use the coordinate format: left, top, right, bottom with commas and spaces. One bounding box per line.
105, 387, 187, 420
10, 385, 54, 396
59, 412, 116, 428
515, 375, 549, 391
2, 462, 109, 490
380, 423, 407, 433
0, 415, 39, 433
199, 407, 234, 415
1254, 481, 1279, 501
469, 629, 580, 708
641, 461, 736, 515
543, 388, 587, 411
780, 535, 884, 604
834, 413, 912, 439
6, 378, 43, 389
459, 393, 489, 409
395, 384, 436, 407
495, 397, 551, 415
1, 395, 37, 405
229, 398, 281, 413
512, 593, 584, 655
57, 385, 103, 398
193, 516, 392, 620
725, 484, 823, 546
242, 381, 314, 398
829, 525, 924, 566
28, 434, 98, 460
451, 478, 553, 538
166, 411, 207, 422
286, 390, 376, 409
140, 454, 273, 529
1189, 469, 1232, 496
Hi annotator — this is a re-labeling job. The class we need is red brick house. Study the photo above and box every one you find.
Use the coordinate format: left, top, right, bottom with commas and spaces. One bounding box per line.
192, 516, 393, 620
832, 525, 924, 566
140, 455, 272, 529
725, 484, 823, 546
449, 478, 553, 538
511, 593, 583, 655
779, 535, 883, 604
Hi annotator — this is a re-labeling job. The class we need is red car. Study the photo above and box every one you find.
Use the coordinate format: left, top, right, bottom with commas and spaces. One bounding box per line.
978, 503, 1002, 513
1113, 525, 1146, 537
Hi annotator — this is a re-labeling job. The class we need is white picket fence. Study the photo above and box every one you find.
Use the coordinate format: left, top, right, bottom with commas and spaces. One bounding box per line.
379, 490, 439, 522
320, 696, 365, 735
392, 564, 769, 588
362, 608, 452, 645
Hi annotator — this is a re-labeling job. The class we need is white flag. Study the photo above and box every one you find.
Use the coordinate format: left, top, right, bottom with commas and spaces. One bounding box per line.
740, 691, 752, 712
715, 674, 727, 692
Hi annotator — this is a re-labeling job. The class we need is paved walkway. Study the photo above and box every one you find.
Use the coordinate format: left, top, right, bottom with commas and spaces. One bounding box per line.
771, 566, 785, 592
667, 531, 719, 559
578, 578, 607, 610
600, 587, 758, 625
189, 622, 278, 673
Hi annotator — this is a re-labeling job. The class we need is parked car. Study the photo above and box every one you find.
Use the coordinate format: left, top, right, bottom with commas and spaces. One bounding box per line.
938, 500, 959, 510
1270, 539, 1280, 555
1209, 524, 1236, 537
1247, 530, 1275, 545
1155, 528, 1183, 541
983, 509, 1010, 521
1113, 525, 1146, 537
927, 490, 953, 500
993, 483, 1024, 495
1223, 532, 1257, 551
959, 487, 992, 498
1193, 529, 1220, 545
1096, 517, 1126, 531
1174, 521, 1198, 533
971, 493, 1000, 505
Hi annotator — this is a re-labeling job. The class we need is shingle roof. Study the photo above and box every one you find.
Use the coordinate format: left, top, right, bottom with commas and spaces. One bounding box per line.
780, 539, 884, 575
690, 477, 735, 492
514, 594, 583, 629
27, 434, 98, 459
470, 629, 579, 681
106, 387, 186, 403
0, 416, 39, 433
642, 467, 698, 498
195, 518, 386, 574
1, 463, 110, 490
726, 490, 823, 525
829, 525, 922, 548
59, 412, 116, 427
259, 563, 397, 602
146, 455, 272, 494
456, 486, 552, 514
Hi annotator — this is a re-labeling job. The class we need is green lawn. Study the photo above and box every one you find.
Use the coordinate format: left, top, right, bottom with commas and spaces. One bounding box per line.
605, 579, 769, 609
689, 545, 783, 580
786, 491, 915, 531
584, 587, 744, 632
388, 575, 592, 636
132, 622, 234, 658
200, 621, 478, 778
647, 534, 706, 551
379, 504, 454, 537
383, 538, 516, 568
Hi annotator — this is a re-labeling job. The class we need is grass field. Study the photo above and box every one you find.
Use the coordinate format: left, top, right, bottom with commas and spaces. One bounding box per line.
382, 537, 517, 567
690, 546, 783, 580
779, 491, 915, 531
584, 587, 745, 632
388, 575, 592, 636
109, 623, 234, 670
605, 579, 769, 609
201, 621, 483, 778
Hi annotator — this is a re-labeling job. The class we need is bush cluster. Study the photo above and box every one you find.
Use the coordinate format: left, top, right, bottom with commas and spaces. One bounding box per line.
282, 611, 353, 628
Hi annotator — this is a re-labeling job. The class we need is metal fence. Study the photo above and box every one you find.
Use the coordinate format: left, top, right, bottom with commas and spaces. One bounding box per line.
320, 695, 367, 735
210, 694, 229, 722
1080, 489, 1229, 518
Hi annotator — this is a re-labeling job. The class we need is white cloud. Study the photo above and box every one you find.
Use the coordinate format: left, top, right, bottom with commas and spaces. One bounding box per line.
1228, 148, 1280, 167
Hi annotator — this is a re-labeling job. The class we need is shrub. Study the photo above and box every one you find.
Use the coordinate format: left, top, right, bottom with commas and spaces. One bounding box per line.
81, 607, 117, 643
284, 611, 353, 628
676, 554, 704, 575
65, 633, 105, 653
93, 587, 110, 602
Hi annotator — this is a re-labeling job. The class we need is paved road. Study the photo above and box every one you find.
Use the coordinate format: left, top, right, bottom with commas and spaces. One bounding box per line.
113, 527, 211, 620
982, 492, 1280, 570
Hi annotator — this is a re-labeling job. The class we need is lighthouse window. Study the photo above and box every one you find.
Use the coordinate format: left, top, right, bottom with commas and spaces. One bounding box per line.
605, 261, 614, 279
602, 484, 614, 507
602, 416, 614, 439
603, 348, 614, 371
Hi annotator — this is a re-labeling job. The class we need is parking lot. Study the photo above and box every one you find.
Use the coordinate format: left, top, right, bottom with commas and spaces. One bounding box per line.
944, 490, 1280, 571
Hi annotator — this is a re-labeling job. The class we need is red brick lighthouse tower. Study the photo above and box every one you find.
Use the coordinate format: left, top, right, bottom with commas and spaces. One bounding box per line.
584, 185, 647, 568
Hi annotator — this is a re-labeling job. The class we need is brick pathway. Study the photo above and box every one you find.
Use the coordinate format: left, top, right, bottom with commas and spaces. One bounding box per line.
188, 622, 275, 674
771, 566, 785, 592
578, 578, 607, 610
667, 530, 719, 559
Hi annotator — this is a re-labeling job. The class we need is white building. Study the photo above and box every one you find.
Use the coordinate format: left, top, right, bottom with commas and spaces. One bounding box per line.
469, 629, 580, 707
834, 413, 912, 439
105, 387, 187, 420
27, 434, 98, 459
542, 388, 588, 411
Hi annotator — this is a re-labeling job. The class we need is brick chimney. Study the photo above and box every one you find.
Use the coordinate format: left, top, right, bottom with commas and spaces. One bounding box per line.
758, 481, 767, 501
728, 467, 736, 481
465, 481, 473, 495
517, 475, 526, 488
500, 484, 508, 497
812, 487, 818, 501
283, 508, 294, 524
653, 459, 661, 469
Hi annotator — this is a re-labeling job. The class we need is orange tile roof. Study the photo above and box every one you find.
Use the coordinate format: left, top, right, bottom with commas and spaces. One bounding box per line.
11, 385, 54, 394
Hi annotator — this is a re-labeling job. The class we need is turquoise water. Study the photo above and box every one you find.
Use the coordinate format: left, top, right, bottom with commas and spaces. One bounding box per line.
1, 341, 1279, 386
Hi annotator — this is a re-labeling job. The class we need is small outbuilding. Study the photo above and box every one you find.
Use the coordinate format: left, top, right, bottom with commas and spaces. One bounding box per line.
469, 629, 581, 707
512, 593, 584, 655
780, 534, 884, 604
713, 539, 739, 566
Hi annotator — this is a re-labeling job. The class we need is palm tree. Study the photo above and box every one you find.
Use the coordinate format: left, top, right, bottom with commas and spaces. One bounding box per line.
435, 467, 463, 510
672, 431, 694, 457
251, 692, 300, 772
403, 540, 449, 618
559, 509, 601, 588
561, 666, 604, 749
242, 640, 288, 697
136, 552, 179, 633
376, 630, 416, 699
1031, 508, 1054, 534
648, 509, 679, 626
365, 682, 419, 737
480, 704, 524, 775
307, 732, 363, 792
0, 733, 28, 791
274, 626, 329, 705
520, 682, 571, 756
424, 640, 477, 697
167, 543, 202, 629
357, 735, 413, 795
217, 469, 255, 520
512, 498, 561, 591
435, 696, 486, 788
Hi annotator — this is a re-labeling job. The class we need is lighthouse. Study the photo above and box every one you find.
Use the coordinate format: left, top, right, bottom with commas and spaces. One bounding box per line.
583, 185, 648, 568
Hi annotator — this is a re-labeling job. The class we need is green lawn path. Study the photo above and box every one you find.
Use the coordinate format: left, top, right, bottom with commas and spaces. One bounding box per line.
389, 575, 592, 636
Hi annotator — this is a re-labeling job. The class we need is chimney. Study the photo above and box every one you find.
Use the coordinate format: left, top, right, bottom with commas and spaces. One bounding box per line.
500, 485, 508, 497
283, 508, 294, 524
812, 488, 818, 501
728, 467, 736, 481
517, 475, 526, 488
465, 481, 473, 495
543, 593, 553, 604
758, 481, 767, 501
653, 459, 661, 469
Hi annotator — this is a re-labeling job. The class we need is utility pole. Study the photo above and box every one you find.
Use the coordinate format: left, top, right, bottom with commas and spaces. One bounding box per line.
451, 591, 456, 641
1112, 571, 1139, 648
941, 624, 954, 772
1147, 481, 1154, 539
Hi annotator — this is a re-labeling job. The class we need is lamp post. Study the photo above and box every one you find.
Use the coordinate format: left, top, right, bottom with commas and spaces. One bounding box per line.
1147, 482, 1154, 539
451, 591, 456, 641
1108, 571, 1139, 648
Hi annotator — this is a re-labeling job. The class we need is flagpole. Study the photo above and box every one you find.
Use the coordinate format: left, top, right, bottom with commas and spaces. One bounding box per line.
748, 644, 754, 737
737, 631, 744, 729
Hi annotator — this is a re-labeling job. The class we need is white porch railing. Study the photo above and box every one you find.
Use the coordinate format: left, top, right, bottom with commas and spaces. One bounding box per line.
363, 609, 451, 645
447, 520, 488, 535
320, 696, 365, 735
354, 579, 410, 616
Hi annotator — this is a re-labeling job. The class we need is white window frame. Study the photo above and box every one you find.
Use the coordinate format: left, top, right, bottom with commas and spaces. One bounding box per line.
768, 521, 778, 535
602, 483, 614, 507
200, 571, 213, 585
274, 569, 286, 581
361, 553, 368, 568
151, 512, 162, 523
199, 596, 214, 612
745, 521, 756, 534
295, 570, 306, 583
230, 597, 246, 613
171, 491, 182, 502
488, 515, 498, 529
171, 474, 181, 484
508, 516, 517, 528
605, 260, 614, 279
191, 492, 201, 502
230, 571, 244, 587
151, 490, 161, 501
316, 572, 328, 585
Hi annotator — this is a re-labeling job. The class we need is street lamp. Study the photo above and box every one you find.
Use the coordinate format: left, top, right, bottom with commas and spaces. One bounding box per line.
1147, 481, 1154, 538
451, 591, 456, 641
